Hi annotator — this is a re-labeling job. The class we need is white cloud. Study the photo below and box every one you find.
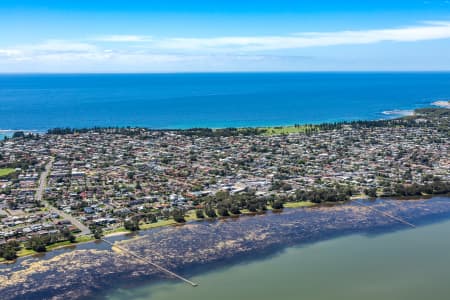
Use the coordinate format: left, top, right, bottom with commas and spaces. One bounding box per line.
155, 21, 450, 51
0, 49, 23, 57
1, 21, 450, 71
94, 35, 152, 42
0, 41, 100, 63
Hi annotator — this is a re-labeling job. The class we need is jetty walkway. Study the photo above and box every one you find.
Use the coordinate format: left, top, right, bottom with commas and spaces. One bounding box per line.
101, 238, 199, 287
354, 200, 416, 228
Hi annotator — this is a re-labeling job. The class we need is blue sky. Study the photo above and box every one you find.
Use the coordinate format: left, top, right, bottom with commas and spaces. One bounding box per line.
1, 0, 450, 72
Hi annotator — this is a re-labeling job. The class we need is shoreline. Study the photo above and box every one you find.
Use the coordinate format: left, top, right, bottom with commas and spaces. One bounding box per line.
2, 196, 449, 299
95, 210, 450, 300
0, 202, 316, 265
2, 104, 448, 134
1, 195, 448, 265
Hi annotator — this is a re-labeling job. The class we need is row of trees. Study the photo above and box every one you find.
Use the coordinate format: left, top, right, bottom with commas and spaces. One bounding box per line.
169, 187, 354, 223
0, 240, 20, 260
294, 186, 353, 203
47, 127, 148, 136
391, 181, 450, 197
24, 227, 76, 252
41, 108, 447, 140
0, 228, 76, 260
0, 131, 41, 141
178, 127, 265, 137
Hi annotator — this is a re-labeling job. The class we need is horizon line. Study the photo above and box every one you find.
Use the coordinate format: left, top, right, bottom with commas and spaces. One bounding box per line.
2, 70, 450, 75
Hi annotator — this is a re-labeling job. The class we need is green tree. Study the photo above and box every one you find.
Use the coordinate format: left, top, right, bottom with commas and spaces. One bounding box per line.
195, 209, 205, 219
217, 207, 229, 217
172, 209, 186, 223
124, 219, 140, 231
205, 207, 217, 218
365, 188, 378, 198
26, 236, 47, 252
61, 227, 76, 243
272, 200, 284, 210
0, 241, 19, 260
230, 206, 241, 215
92, 226, 104, 239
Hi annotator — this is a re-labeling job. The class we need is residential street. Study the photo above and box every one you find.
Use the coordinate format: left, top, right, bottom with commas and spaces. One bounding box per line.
36, 158, 91, 236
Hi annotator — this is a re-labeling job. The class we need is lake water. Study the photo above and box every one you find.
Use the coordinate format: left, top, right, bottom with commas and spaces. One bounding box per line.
105, 218, 450, 300
2, 197, 450, 299
1, 72, 450, 130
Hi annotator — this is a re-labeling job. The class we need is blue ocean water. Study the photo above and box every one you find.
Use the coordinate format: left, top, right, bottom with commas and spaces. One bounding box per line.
0, 72, 449, 131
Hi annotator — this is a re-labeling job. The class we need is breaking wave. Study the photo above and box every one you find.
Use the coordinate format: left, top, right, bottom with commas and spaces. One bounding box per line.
381, 109, 415, 117
432, 101, 450, 109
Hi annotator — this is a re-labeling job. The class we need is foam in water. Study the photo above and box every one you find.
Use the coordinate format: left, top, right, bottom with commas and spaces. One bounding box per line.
432, 100, 450, 108
381, 109, 414, 116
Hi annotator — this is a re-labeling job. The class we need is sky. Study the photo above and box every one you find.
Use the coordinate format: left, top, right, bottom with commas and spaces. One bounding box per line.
1, 0, 450, 72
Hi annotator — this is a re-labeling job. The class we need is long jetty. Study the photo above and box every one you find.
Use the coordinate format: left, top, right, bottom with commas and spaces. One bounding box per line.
354, 200, 416, 228
101, 238, 199, 287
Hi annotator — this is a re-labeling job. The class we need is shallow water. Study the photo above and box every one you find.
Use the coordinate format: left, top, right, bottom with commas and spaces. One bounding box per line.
2, 197, 450, 299
106, 217, 450, 300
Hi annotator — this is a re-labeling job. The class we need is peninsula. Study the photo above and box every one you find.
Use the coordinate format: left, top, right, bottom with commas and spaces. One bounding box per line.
0, 108, 449, 262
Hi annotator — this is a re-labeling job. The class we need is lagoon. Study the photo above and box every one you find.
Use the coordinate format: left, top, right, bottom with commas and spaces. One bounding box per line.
3, 197, 450, 299
106, 217, 450, 300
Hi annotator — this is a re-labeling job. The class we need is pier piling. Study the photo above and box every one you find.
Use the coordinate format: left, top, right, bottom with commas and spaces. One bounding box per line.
101, 238, 199, 287
354, 200, 416, 228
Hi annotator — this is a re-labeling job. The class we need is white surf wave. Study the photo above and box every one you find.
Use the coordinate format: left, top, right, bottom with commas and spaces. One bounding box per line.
381, 109, 414, 117
432, 101, 450, 109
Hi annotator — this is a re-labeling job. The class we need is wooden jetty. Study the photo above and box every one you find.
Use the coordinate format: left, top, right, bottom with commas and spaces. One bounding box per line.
354, 200, 416, 228
101, 238, 199, 287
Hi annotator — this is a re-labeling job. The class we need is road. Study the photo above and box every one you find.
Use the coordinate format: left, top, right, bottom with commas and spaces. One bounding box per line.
36, 158, 91, 236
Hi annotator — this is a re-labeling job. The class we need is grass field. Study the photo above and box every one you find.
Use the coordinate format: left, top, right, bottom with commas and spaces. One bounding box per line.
140, 219, 177, 230
260, 125, 321, 136
283, 201, 316, 208
262, 126, 307, 135
16, 247, 36, 257
0, 168, 15, 177
75, 235, 95, 243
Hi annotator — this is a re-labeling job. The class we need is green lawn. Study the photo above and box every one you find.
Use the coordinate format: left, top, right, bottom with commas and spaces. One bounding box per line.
260, 125, 320, 136
139, 219, 177, 230
0, 168, 15, 177
16, 247, 36, 257
75, 235, 94, 243
283, 201, 316, 208
185, 210, 199, 221
46, 241, 75, 251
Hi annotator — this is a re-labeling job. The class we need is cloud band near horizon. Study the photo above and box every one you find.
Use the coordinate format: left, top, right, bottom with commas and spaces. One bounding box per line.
1, 21, 450, 71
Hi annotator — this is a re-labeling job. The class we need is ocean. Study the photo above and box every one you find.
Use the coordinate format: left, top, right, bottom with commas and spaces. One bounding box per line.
0, 72, 449, 131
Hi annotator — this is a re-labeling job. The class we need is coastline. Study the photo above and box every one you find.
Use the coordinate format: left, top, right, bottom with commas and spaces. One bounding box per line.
0, 100, 447, 135
0, 190, 448, 263
2, 196, 450, 300
1, 108, 448, 265
0, 201, 316, 264
0, 101, 446, 134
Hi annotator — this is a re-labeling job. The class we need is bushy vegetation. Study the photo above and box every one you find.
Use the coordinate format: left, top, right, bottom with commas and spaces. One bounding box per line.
124, 218, 140, 231
0, 240, 20, 260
